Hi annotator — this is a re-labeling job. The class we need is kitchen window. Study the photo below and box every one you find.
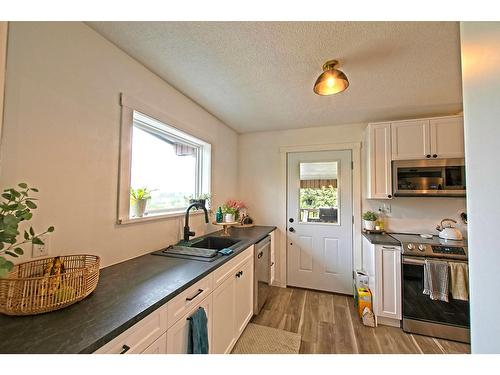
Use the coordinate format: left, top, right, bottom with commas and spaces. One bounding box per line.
118, 94, 211, 223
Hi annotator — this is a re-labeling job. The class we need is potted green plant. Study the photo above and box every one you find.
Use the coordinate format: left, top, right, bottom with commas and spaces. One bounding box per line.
362, 211, 378, 231
0, 183, 54, 277
186, 193, 211, 209
130, 187, 154, 218
222, 200, 246, 223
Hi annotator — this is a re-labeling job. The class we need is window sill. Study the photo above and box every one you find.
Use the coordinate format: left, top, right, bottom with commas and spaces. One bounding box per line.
118, 209, 204, 225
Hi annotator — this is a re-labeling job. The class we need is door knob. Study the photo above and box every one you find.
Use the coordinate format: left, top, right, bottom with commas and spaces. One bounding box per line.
289, 227, 295, 233
289, 218, 294, 223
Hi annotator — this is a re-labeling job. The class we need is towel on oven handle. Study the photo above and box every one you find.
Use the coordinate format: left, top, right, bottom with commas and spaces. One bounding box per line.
423, 259, 449, 302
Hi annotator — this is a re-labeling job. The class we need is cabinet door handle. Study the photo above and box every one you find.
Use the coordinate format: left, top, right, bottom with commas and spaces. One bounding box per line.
257, 251, 263, 259
185, 288, 204, 301
270, 262, 275, 267
235, 271, 243, 278
387, 194, 392, 198
120, 344, 130, 354
426, 154, 431, 158
433, 154, 438, 158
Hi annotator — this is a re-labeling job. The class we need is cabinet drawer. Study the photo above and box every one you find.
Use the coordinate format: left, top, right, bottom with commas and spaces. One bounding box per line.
94, 307, 167, 354
167, 273, 213, 328
212, 246, 253, 289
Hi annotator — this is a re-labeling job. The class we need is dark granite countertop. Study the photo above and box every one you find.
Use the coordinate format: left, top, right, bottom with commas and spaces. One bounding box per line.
362, 231, 401, 246
0, 225, 276, 354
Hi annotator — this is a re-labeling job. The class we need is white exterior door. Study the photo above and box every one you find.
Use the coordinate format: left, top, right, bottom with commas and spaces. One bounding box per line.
287, 150, 353, 294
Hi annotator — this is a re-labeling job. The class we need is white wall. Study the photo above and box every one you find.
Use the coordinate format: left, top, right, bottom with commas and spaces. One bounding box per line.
460, 22, 500, 354
239, 122, 467, 286
363, 198, 467, 236
0, 22, 238, 267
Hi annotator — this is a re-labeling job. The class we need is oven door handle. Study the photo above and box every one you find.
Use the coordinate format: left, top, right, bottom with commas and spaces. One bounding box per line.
403, 257, 425, 265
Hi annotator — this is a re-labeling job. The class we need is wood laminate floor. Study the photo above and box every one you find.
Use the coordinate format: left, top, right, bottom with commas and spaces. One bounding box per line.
250, 286, 470, 354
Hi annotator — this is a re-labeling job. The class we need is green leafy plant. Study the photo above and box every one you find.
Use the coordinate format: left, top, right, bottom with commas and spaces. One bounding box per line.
362, 211, 378, 221
130, 187, 155, 201
0, 183, 54, 277
185, 193, 211, 208
300, 186, 338, 209
221, 205, 238, 215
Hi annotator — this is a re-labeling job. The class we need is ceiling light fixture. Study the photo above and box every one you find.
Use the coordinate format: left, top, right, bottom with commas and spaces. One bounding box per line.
313, 59, 349, 96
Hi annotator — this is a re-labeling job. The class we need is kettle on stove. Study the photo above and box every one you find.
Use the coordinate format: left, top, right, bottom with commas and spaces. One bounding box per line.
436, 218, 463, 240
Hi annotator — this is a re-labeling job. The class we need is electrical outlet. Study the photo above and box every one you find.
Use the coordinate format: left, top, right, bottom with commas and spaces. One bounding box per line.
32, 235, 49, 258
384, 203, 392, 214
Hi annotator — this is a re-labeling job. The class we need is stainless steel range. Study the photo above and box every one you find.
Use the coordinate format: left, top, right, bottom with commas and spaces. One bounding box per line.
391, 233, 470, 343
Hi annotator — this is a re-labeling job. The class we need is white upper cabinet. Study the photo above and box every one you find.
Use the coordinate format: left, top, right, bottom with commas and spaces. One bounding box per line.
366, 123, 393, 199
430, 116, 465, 159
391, 119, 431, 160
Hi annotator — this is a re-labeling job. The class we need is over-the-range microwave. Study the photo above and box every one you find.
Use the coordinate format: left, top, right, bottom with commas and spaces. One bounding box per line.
392, 158, 466, 197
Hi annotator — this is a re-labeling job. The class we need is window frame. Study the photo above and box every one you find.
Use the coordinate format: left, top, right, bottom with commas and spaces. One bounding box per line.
118, 94, 211, 224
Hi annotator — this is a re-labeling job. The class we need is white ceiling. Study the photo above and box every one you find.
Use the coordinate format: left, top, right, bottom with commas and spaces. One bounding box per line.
87, 22, 463, 134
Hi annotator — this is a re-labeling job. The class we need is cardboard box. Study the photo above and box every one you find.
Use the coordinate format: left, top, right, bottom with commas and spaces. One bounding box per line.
357, 287, 373, 318
353, 270, 369, 307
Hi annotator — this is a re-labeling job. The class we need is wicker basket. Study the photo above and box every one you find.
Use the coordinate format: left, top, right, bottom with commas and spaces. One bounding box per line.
0, 254, 100, 316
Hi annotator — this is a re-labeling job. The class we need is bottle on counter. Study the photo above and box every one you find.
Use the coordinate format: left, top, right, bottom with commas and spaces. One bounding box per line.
377, 208, 385, 231
216, 207, 223, 223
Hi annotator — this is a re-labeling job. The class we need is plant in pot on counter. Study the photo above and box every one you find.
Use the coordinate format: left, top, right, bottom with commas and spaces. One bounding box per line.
362, 211, 378, 231
185, 193, 212, 211
130, 187, 155, 218
222, 200, 246, 223
0, 183, 54, 277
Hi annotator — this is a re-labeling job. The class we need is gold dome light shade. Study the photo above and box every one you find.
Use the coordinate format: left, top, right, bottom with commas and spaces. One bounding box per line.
313, 59, 349, 96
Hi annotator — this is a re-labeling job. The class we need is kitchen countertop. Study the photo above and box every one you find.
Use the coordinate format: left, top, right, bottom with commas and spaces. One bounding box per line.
0, 225, 276, 354
362, 231, 401, 246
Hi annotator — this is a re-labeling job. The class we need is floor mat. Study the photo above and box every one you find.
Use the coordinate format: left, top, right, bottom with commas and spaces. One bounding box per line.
231, 323, 301, 354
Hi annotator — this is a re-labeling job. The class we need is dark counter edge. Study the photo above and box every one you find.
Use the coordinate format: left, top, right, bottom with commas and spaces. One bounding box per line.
79, 226, 276, 353
361, 231, 401, 246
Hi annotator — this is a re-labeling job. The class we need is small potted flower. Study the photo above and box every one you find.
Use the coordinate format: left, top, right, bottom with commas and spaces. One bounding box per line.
363, 211, 378, 231
222, 199, 246, 223
130, 187, 155, 218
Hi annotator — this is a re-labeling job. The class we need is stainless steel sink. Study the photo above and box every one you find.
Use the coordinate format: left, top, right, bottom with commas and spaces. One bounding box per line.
189, 236, 241, 250
151, 236, 242, 262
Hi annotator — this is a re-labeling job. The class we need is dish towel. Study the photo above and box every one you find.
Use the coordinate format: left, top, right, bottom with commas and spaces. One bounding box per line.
187, 307, 209, 354
423, 259, 449, 302
449, 262, 469, 301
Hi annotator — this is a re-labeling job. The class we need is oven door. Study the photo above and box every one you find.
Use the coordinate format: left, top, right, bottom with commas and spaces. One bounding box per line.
402, 256, 469, 328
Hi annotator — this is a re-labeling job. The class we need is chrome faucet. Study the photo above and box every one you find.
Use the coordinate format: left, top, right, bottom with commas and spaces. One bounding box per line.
183, 202, 209, 242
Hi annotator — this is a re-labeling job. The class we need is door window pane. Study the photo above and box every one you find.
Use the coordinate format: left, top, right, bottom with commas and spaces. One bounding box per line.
299, 161, 339, 224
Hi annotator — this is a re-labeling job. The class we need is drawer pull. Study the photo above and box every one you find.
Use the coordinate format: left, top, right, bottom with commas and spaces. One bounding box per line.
120, 344, 130, 354
185, 288, 204, 301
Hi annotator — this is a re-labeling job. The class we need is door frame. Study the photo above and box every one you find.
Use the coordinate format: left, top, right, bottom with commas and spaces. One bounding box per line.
278, 142, 362, 288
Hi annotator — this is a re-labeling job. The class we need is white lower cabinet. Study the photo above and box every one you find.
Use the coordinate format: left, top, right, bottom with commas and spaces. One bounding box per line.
166, 294, 213, 354
212, 273, 237, 353
142, 333, 167, 354
375, 245, 402, 321
362, 237, 402, 326
212, 248, 254, 354
94, 245, 255, 354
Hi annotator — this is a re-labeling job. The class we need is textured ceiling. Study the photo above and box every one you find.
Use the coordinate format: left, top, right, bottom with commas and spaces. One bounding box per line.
87, 22, 463, 133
